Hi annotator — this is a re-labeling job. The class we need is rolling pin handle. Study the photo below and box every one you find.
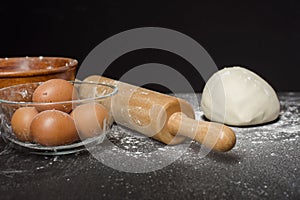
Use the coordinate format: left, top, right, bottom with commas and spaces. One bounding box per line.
167, 112, 236, 152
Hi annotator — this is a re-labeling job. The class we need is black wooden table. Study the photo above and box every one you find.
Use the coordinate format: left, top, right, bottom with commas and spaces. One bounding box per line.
0, 93, 299, 200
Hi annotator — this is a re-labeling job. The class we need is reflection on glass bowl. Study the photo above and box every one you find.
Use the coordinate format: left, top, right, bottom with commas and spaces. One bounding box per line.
0, 81, 118, 155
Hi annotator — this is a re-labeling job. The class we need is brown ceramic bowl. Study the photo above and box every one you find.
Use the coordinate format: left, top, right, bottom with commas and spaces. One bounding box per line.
0, 57, 78, 88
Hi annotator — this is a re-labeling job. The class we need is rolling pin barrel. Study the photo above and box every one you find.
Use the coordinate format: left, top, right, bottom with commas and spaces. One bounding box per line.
81, 75, 236, 152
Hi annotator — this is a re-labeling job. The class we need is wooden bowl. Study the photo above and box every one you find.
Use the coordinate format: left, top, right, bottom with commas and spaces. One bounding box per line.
0, 57, 78, 88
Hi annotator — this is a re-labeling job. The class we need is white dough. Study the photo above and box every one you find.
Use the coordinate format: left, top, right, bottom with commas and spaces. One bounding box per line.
201, 66, 280, 126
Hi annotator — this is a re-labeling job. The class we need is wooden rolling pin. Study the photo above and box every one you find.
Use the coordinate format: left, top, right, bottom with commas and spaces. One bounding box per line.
80, 75, 236, 152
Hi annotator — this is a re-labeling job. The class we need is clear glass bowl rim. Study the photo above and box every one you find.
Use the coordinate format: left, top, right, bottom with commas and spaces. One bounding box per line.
0, 80, 118, 105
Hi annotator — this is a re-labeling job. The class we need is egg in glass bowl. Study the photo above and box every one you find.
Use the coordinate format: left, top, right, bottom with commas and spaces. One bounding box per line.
0, 79, 118, 155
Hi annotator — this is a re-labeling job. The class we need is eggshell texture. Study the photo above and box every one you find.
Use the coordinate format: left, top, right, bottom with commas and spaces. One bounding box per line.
32, 79, 78, 113
71, 103, 108, 139
11, 107, 38, 142
31, 110, 78, 146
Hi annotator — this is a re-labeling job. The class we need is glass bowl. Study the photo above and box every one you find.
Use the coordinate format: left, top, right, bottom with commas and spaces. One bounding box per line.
0, 81, 118, 155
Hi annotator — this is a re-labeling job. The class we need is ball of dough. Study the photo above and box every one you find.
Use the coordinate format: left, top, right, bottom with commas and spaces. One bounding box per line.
201, 66, 280, 126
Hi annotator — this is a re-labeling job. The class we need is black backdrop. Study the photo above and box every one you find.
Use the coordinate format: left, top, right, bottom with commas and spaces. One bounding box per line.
1, 0, 299, 92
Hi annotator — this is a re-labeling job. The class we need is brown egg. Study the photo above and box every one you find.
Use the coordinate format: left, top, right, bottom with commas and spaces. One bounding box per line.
11, 107, 38, 142
71, 103, 109, 139
31, 110, 78, 146
32, 79, 78, 113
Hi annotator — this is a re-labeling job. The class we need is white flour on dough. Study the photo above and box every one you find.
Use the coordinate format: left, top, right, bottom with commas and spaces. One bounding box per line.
201, 66, 280, 126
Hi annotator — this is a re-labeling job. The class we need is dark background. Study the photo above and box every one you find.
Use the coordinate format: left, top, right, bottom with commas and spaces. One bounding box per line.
0, 0, 299, 92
